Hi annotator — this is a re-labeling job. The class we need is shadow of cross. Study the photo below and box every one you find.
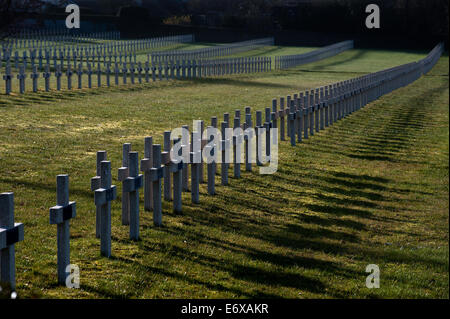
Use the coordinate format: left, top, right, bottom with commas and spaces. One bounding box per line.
0, 192, 24, 291
49, 175, 76, 286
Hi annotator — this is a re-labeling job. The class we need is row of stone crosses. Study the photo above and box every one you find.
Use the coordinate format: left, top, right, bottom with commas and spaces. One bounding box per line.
151, 37, 275, 63
275, 40, 354, 70
0, 42, 441, 293
2, 48, 137, 72
0, 34, 195, 69
2, 30, 120, 50
2, 56, 272, 94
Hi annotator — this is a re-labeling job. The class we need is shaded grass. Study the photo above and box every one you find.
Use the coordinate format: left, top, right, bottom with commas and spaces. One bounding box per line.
0, 48, 448, 299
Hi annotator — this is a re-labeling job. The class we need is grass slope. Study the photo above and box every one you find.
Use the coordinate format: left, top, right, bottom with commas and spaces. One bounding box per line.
0, 48, 448, 298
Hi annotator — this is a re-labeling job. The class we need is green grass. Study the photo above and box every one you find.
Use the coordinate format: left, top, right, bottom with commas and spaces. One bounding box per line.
0, 47, 448, 298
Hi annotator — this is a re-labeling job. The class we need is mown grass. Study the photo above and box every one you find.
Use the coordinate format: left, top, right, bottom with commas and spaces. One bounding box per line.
0, 47, 448, 298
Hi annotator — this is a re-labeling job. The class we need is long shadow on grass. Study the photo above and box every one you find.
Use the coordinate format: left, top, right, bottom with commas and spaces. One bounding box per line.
300, 50, 368, 72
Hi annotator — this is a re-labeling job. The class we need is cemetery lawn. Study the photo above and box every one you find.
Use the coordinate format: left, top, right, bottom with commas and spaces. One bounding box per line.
0, 48, 448, 299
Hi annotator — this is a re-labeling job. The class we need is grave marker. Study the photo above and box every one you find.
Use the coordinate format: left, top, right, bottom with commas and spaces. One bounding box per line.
31, 66, 39, 92
118, 143, 131, 225
163, 132, 172, 201
94, 161, 117, 257
123, 152, 143, 240
49, 175, 76, 285
151, 145, 164, 226
17, 65, 26, 94
0, 193, 24, 291
90, 151, 107, 238
220, 121, 230, 186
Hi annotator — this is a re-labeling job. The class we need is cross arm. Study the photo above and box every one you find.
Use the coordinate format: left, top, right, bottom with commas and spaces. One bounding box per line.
49, 202, 76, 224
94, 186, 117, 206
0, 223, 24, 249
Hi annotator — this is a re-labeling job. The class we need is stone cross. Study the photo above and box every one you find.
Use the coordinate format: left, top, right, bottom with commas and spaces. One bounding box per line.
303, 94, 309, 139
328, 85, 334, 126
152, 63, 157, 82
265, 107, 273, 160
278, 97, 285, 141
255, 111, 264, 166
195, 120, 205, 184
324, 86, 330, 127
106, 63, 111, 87
164, 62, 169, 81
137, 62, 142, 84
129, 63, 135, 84
96, 63, 102, 87
141, 137, 154, 212
122, 63, 127, 84
315, 91, 320, 133
0, 193, 24, 291
320, 87, 325, 130
3, 63, 12, 95
43, 64, 51, 92
272, 98, 278, 130
286, 95, 291, 134
163, 132, 172, 201
49, 175, 76, 285
114, 63, 119, 85
181, 125, 190, 191
144, 62, 150, 83
233, 116, 242, 178
17, 65, 26, 94
220, 120, 230, 185
123, 152, 143, 241
296, 95, 303, 143
31, 65, 39, 92
158, 64, 163, 81
270, 111, 277, 149
244, 108, 253, 172
55, 65, 62, 91
90, 151, 107, 238
169, 138, 183, 213
288, 100, 296, 146
118, 143, 131, 226
86, 63, 92, 88
190, 146, 201, 204
205, 126, 217, 195
66, 65, 73, 90
77, 64, 83, 89
308, 91, 314, 136
151, 144, 164, 226
94, 161, 117, 258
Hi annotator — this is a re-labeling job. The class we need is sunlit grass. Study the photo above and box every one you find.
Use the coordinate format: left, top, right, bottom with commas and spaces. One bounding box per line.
0, 47, 448, 299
